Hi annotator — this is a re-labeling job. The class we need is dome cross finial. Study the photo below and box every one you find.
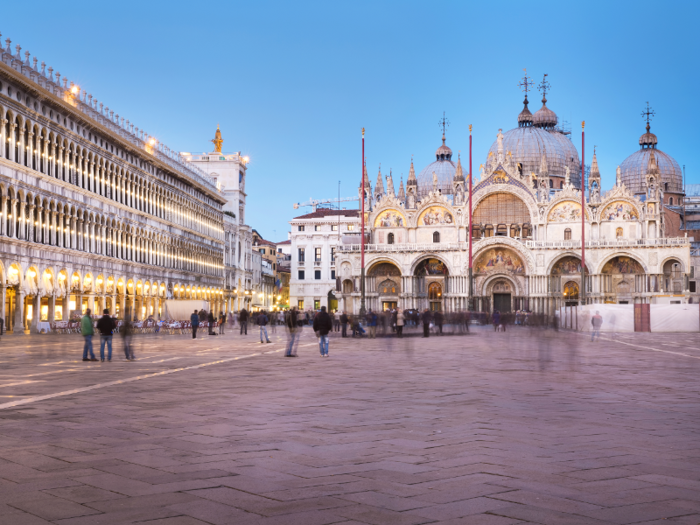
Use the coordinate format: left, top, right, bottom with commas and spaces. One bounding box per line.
642, 101, 655, 133
538, 73, 551, 104
438, 111, 450, 144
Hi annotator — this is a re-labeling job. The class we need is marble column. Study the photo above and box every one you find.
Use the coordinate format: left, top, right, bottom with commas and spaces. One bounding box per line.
0, 286, 5, 334
13, 290, 25, 334
30, 295, 39, 333
48, 294, 56, 322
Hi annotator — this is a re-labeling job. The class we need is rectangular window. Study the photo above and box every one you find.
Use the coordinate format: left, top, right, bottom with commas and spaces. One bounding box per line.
331, 270, 336, 280
315, 247, 322, 262
331, 247, 335, 262
690, 281, 697, 293
298, 225, 305, 232
347, 224, 355, 231
298, 299, 304, 309
315, 225, 321, 231
331, 224, 338, 231
298, 248, 305, 262
314, 300, 321, 310
315, 270, 321, 280
260, 249, 265, 255
298, 270, 305, 280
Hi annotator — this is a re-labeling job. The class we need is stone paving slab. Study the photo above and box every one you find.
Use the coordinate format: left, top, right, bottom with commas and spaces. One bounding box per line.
0, 326, 699, 524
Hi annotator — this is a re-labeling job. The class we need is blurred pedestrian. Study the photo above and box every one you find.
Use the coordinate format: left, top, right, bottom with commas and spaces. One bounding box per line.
219, 312, 226, 334
367, 309, 378, 338
285, 307, 299, 357
396, 308, 404, 338
340, 311, 348, 337
122, 318, 135, 360
493, 310, 501, 332
81, 308, 97, 361
258, 310, 271, 343
422, 309, 432, 338
434, 310, 444, 335
313, 306, 333, 357
208, 311, 217, 335
239, 308, 249, 335
190, 310, 200, 339
96, 308, 116, 362
591, 310, 603, 341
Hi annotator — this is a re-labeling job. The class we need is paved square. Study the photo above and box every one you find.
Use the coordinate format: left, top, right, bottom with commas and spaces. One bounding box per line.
0, 325, 699, 524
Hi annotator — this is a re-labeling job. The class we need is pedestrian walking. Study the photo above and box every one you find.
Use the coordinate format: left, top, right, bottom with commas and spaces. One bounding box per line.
239, 308, 249, 335
122, 318, 135, 360
367, 309, 378, 338
81, 308, 97, 361
493, 310, 501, 332
422, 309, 432, 338
396, 308, 405, 338
219, 312, 226, 334
333, 311, 340, 332
285, 307, 299, 357
258, 310, 272, 343
591, 310, 603, 341
340, 311, 348, 337
313, 306, 333, 357
190, 310, 200, 339
270, 311, 278, 334
434, 310, 444, 335
96, 308, 116, 362
208, 311, 217, 335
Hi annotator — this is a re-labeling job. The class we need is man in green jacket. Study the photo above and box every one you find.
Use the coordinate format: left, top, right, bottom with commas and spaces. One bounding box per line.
81, 309, 97, 361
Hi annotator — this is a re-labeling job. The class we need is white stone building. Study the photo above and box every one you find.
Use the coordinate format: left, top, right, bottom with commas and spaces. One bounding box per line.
335, 89, 696, 315
0, 32, 247, 332
289, 209, 360, 312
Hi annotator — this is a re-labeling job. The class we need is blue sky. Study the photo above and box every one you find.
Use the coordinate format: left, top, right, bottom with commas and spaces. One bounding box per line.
5, 0, 699, 240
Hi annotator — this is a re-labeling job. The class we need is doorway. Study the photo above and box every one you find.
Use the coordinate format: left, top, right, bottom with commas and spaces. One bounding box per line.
382, 301, 397, 311
493, 293, 511, 313
428, 282, 442, 311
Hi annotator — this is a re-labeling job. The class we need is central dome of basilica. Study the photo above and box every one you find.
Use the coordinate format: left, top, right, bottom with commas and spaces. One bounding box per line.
487, 93, 581, 189
416, 134, 457, 196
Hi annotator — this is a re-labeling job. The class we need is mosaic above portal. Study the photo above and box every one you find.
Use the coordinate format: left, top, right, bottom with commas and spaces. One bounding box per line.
548, 201, 582, 222
551, 256, 586, 275
418, 206, 453, 226
602, 201, 639, 221
415, 258, 448, 276
602, 256, 644, 274
374, 209, 405, 228
474, 248, 525, 275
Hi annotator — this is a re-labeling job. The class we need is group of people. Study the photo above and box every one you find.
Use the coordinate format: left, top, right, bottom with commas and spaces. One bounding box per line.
80, 308, 134, 362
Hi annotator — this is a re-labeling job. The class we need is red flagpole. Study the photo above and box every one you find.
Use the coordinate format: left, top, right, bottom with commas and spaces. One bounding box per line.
581, 121, 586, 305
468, 124, 473, 310
360, 128, 366, 316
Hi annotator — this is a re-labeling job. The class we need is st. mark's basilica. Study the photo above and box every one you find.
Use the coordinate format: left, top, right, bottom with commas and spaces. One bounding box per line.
335, 80, 696, 315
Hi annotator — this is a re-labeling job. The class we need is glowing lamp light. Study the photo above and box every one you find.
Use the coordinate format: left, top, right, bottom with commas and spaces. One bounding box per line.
27, 270, 36, 278
70, 85, 79, 95
148, 138, 156, 146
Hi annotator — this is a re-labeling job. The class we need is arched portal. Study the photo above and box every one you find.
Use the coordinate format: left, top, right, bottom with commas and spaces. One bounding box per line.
473, 192, 532, 239
563, 281, 579, 305
414, 257, 448, 311
601, 256, 645, 303
369, 262, 401, 311
428, 282, 442, 311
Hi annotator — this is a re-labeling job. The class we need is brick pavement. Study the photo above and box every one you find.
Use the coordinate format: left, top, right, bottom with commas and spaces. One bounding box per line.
0, 324, 699, 524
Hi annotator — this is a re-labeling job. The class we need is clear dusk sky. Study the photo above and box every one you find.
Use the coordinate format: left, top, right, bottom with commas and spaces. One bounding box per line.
5, 0, 699, 239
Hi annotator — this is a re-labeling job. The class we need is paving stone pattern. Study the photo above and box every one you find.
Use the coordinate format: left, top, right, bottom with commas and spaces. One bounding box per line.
0, 324, 699, 524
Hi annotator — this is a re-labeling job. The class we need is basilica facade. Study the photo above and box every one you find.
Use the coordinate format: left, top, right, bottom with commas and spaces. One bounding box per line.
335, 94, 695, 315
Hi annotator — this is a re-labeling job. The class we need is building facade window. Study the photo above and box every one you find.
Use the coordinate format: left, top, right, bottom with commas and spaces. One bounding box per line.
315, 270, 321, 280
315, 225, 321, 231
314, 300, 321, 310
331, 270, 336, 279
388, 233, 395, 244
433, 231, 440, 243
314, 247, 322, 262
298, 248, 305, 262
298, 270, 305, 280
331, 224, 338, 231
298, 299, 304, 309
347, 224, 354, 231
616, 227, 623, 239
298, 225, 305, 231
564, 228, 572, 240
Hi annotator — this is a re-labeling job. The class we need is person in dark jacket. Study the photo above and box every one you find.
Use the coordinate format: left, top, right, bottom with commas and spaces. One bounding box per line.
218, 312, 226, 334
421, 309, 432, 338
121, 319, 135, 360
198, 309, 208, 323
239, 308, 249, 335
257, 310, 271, 343
434, 310, 444, 335
340, 312, 349, 337
208, 311, 217, 335
313, 306, 333, 357
285, 308, 299, 357
96, 309, 117, 361
190, 310, 200, 339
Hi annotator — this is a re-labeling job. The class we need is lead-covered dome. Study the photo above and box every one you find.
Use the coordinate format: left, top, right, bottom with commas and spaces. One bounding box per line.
619, 127, 682, 195
417, 134, 457, 196
487, 126, 581, 188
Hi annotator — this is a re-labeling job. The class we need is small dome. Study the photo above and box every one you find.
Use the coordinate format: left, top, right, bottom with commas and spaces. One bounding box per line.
435, 134, 452, 161
619, 148, 682, 195
639, 123, 657, 148
533, 98, 558, 129
518, 104, 533, 126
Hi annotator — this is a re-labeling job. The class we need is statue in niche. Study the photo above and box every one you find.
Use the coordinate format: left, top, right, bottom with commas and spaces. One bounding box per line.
590, 180, 600, 202
407, 193, 415, 209
497, 129, 504, 153
432, 171, 438, 192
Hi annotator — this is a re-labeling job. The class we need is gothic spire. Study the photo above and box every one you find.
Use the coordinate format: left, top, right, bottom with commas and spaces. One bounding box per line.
398, 177, 405, 201
407, 156, 417, 186
386, 169, 395, 196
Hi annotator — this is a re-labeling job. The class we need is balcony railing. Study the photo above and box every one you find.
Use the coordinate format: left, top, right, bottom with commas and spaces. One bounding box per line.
336, 237, 691, 253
